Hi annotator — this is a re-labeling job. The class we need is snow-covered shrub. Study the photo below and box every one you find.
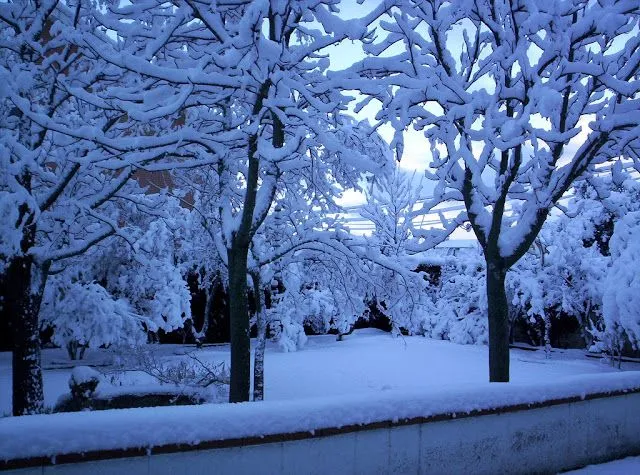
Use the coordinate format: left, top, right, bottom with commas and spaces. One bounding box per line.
602, 211, 640, 351
68, 366, 102, 401
40, 278, 148, 359
40, 198, 192, 356
53, 366, 103, 412
423, 259, 488, 345
271, 315, 309, 353
507, 227, 607, 350
98, 214, 192, 334
270, 274, 337, 339
507, 171, 640, 350
267, 263, 345, 351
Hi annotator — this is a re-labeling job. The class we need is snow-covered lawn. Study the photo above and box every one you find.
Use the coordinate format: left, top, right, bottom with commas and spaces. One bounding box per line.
1, 329, 636, 416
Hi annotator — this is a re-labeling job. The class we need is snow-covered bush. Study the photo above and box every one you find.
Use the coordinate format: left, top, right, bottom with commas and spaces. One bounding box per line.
507, 170, 640, 351
68, 366, 102, 401
108, 218, 191, 334
423, 259, 488, 345
40, 198, 192, 356
507, 223, 608, 350
602, 211, 640, 351
40, 279, 148, 359
271, 314, 309, 353
267, 258, 366, 351
270, 272, 337, 340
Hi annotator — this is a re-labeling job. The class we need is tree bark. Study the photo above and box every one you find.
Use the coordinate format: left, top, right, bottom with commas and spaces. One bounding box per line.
7, 253, 45, 415
227, 246, 251, 403
251, 272, 266, 402
486, 262, 510, 382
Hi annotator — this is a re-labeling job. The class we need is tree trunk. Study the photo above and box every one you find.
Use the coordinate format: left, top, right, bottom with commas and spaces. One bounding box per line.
199, 282, 214, 339
67, 341, 78, 360
227, 246, 251, 403
191, 281, 214, 346
7, 254, 45, 415
486, 263, 510, 382
251, 272, 266, 402
543, 314, 552, 358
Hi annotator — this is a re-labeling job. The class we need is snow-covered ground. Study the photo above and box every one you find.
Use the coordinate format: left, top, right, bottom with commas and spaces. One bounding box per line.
1, 329, 637, 416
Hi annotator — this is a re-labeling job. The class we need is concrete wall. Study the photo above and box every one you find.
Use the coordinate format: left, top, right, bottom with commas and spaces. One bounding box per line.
5, 391, 640, 475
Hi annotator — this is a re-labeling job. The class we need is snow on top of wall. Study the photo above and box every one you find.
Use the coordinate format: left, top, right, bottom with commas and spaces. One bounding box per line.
1, 371, 640, 462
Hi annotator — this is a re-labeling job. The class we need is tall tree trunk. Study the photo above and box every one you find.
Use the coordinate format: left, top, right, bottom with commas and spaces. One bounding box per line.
7, 253, 46, 415
486, 262, 510, 382
251, 272, 266, 402
223, 74, 280, 403
227, 245, 251, 403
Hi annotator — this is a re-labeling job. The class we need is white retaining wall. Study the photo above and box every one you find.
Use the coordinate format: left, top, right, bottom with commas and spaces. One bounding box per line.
3, 390, 640, 475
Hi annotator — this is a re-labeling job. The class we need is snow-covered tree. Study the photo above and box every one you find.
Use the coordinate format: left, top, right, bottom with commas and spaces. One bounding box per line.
0, 2, 167, 415
360, 168, 433, 333
362, 169, 420, 258
348, 0, 640, 381
72, 1, 396, 403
